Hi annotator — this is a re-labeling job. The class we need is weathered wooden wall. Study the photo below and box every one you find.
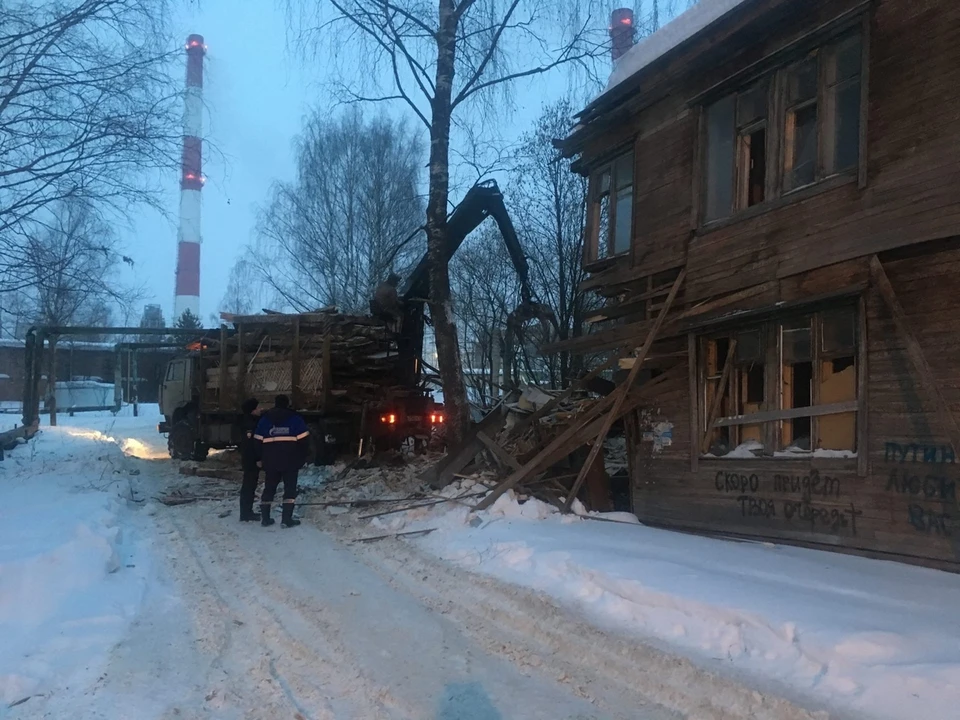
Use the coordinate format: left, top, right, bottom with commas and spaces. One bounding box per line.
629, 247, 960, 568
575, 0, 960, 305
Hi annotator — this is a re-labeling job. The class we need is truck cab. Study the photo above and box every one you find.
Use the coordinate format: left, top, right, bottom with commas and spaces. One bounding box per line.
159, 357, 193, 427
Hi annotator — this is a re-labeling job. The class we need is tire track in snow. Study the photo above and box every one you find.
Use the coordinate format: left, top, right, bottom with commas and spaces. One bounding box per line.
330, 515, 831, 720
168, 510, 403, 720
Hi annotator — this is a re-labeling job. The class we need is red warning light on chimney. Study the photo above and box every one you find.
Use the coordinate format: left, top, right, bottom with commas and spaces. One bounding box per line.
610, 8, 635, 62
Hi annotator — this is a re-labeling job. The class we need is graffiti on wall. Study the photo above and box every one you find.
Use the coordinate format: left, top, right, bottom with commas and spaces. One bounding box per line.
884, 441, 958, 537
713, 470, 863, 536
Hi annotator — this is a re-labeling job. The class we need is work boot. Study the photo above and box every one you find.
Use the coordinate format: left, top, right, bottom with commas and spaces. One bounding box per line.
260, 503, 275, 527
281, 503, 300, 528
239, 500, 260, 522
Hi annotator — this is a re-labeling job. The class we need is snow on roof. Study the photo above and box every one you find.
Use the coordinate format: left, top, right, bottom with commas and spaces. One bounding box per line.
602, 0, 753, 97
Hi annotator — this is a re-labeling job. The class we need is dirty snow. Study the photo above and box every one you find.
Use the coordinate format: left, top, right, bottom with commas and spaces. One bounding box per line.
369, 480, 960, 720
603, 0, 752, 96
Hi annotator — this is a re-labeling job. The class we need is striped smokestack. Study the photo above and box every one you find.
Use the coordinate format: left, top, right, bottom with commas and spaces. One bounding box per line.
174, 33, 205, 322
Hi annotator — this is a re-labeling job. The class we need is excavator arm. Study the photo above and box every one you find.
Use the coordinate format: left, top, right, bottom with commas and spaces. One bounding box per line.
401, 180, 533, 306
397, 180, 555, 389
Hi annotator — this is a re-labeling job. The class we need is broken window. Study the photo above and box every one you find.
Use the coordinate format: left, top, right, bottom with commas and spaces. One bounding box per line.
823, 34, 863, 175
704, 95, 736, 222
784, 55, 819, 190
700, 306, 859, 458
700, 29, 864, 221
587, 153, 634, 261
736, 80, 769, 208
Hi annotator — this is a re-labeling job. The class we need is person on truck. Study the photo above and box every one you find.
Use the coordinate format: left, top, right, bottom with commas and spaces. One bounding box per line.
253, 394, 310, 528
237, 397, 262, 522
370, 272, 403, 330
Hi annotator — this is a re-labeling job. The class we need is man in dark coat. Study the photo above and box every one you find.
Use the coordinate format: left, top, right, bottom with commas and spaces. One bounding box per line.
370, 272, 403, 329
237, 397, 262, 522
253, 394, 310, 527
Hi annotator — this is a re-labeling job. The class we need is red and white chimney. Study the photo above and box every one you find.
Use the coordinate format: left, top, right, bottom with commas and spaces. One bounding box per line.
610, 8, 635, 62
174, 33, 206, 322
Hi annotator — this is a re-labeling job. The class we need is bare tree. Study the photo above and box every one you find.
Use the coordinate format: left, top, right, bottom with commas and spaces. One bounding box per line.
450, 225, 521, 407
0, 0, 180, 292
219, 257, 266, 317
239, 108, 425, 315
511, 98, 594, 388
288, 0, 606, 443
19, 199, 141, 422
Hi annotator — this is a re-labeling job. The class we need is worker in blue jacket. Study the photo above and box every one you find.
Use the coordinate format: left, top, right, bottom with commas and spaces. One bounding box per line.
253, 394, 310, 527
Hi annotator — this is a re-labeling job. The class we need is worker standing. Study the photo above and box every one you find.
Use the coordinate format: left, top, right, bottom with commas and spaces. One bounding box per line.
237, 397, 262, 522
370, 272, 403, 330
253, 394, 310, 528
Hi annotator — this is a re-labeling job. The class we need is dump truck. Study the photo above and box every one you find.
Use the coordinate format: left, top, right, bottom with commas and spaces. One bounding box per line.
158, 179, 552, 462
158, 310, 442, 462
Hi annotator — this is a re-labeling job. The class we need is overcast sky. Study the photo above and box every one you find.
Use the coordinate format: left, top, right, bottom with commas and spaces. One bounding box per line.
119, 1, 687, 325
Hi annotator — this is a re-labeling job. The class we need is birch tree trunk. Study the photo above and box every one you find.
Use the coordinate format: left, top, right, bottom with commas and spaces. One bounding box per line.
426, 0, 471, 445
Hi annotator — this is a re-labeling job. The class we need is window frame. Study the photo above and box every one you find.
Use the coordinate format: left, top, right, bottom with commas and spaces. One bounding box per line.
697, 304, 861, 460
586, 151, 634, 262
698, 26, 866, 227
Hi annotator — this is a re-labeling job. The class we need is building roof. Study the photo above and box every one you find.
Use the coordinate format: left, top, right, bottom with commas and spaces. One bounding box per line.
560, 0, 766, 157
601, 0, 754, 99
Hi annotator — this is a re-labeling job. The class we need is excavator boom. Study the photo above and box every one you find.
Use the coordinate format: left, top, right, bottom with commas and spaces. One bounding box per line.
397, 180, 552, 388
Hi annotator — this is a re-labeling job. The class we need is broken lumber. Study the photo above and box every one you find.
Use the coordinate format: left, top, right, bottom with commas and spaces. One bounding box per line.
476, 430, 521, 471
420, 401, 505, 489
501, 353, 624, 442
700, 339, 738, 454
357, 491, 487, 519
562, 269, 685, 512
178, 466, 243, 482
354, 528, 437, 543
474, 365, 683, 512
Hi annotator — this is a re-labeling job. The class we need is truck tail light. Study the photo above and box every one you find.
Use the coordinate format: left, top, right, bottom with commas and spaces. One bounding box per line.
430, 413, 444, 424
380, 413, 397, 425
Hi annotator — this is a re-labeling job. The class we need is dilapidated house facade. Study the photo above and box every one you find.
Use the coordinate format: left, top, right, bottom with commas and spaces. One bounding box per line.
555, 0, 960, 568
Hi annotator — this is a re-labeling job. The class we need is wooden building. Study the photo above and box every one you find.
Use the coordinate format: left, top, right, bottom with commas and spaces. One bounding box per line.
554, 0, 960, 568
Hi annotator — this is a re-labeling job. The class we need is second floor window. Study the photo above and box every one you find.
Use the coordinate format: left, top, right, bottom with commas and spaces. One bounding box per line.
587, 152, 633, 261
703, 30, 863, 222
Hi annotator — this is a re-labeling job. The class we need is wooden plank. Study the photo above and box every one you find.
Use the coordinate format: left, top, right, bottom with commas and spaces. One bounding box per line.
857, 293, 869, 477
563, 269, 686, 512
476, 430, 521, 471
320, 333, 332, 412
713, 400, 859, 427
218, 325, 228, 409
700, 339, 737, 454
870, 255, 960, 507
291, 316, 301, 408
858, 10, 871, 190
687, 333, 699, 473
421, 402, 505, 489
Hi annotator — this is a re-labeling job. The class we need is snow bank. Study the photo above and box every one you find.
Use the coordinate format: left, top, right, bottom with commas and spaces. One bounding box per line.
374, 483, 960, 720
0, 406, 163, 705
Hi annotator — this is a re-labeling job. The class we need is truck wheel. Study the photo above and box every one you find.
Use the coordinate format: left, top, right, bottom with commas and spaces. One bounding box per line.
191, 443, 209, 462
168, 420, 195, 460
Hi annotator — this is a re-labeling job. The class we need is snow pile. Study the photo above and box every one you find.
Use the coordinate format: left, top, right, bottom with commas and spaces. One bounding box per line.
367, 479, 960, 720
0, 407, 160, 705
604, 0, 752, 95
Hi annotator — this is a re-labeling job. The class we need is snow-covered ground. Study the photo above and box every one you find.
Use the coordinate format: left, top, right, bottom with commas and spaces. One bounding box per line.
0, 406, 169, 710
372, 482, 960, 720
6, 407, 960, 719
